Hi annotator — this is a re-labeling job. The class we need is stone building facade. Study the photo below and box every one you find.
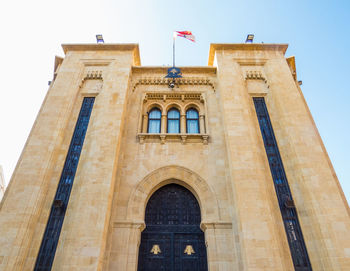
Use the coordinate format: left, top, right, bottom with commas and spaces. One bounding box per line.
0, 43, 349, 271
0, 166, 5, 202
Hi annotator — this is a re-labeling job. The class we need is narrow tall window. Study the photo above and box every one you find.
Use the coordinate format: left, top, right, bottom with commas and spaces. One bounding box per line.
34, 97, 95, 271
148, 108, 161, 133
253, 97, 312, 271
186, 108, 199, 134
167, 108, 180, 133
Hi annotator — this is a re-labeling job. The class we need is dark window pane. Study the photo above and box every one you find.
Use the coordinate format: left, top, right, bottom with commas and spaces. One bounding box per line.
34, 97, 95, 271
253, 97, 312, 271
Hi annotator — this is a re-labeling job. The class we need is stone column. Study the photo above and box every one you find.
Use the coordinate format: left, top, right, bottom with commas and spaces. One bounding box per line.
199, 115, 205, 134
107, 222, 144, 271
202, 222, 238, 271
142, 114, 148, 133
161, 115, 167, 134
180, 114, 186, 133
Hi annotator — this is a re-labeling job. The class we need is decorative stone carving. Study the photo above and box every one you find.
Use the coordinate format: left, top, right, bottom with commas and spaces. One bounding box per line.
79, 78, 103, 96
139, 135, 145, 144
84, 70, 103, 80
133, 77, 215, 91
245, 70, 269, 95
245, 70, 267, 83
160, 135, 166, 144
202, 135, 209, 145
143, 93, 203, 103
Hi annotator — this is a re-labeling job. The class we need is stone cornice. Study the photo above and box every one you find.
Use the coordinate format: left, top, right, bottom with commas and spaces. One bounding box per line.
208, 43, 289, 66
61, 43, 141, 65
54, 56, 63, 73
53, 56, 64, 80
286, 56, 297, 81
132, 66, 216, 75
133, 77, 215, 91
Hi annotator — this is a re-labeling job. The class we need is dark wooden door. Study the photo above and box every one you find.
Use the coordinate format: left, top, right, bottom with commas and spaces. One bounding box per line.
137, 184, 208, 271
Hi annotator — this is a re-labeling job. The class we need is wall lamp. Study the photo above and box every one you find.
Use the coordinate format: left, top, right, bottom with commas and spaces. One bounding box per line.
96, 34, 104, 44
245, 34, 254, 43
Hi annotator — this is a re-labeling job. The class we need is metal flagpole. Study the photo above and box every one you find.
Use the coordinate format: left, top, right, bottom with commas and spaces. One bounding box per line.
165, 32, 182, 89
173, 33, 176, 67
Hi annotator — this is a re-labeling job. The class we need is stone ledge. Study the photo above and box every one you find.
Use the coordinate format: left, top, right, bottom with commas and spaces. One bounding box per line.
200, 222, 233, 231
138, 133, 209, 145
113, 221, 145, 231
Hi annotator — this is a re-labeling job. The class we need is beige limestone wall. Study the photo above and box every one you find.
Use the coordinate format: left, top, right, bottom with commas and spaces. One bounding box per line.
103, 68, 240, 270
0, 46, 139, 271
214, 48, 294, 271
1, 43, 349, 271
0, 166, 5, 202
0, 51, 87, 271
49, 49, 137, 271
264, 57, 350, 270
213, 45, 350, 270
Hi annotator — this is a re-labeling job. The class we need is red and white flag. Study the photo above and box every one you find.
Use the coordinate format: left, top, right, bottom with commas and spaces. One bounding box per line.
174, 31, 196, 42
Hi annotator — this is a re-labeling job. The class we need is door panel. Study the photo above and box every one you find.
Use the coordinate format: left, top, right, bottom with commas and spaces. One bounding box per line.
138, 233, 172, 271
174, 233, 205, 271
137, 184, 208, 271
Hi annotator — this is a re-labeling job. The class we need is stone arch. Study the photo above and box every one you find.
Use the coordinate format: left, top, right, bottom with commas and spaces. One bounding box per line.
184, 102, 203, 115
145, 102, 164, 114
165, 102, 183, 115
127, 165, 220, 223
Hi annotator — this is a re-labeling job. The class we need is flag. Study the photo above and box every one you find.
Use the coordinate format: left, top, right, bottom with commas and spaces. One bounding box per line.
174, 31, 196, 42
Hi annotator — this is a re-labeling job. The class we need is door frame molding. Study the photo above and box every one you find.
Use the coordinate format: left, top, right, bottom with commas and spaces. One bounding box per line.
108, 166, 236, 271
127, 165, 220, 223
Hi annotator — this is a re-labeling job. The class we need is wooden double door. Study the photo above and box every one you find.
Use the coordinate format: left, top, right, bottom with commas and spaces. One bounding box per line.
137, 184, 208, 271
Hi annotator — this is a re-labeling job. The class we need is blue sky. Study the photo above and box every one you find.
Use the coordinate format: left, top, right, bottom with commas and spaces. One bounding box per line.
0, 0, 349, 201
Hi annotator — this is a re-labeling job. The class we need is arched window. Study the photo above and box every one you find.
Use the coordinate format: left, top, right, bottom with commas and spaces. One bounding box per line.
167, 108, 180, 133
148, 108, 161, 133
186, 108, 199, 133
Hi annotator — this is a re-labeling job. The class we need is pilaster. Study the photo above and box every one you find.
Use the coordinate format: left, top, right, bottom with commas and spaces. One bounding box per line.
212, 44, 293, 270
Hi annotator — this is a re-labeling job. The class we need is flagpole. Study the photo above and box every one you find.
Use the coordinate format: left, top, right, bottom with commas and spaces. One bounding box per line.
173, 33, 175, 67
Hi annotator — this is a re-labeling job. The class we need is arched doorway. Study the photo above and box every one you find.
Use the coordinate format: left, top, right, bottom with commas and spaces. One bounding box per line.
137, 184, 208, 271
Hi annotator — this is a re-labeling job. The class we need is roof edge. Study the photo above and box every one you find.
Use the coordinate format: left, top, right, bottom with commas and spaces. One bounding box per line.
208, 43, 288, 66
61, 43, 141, 65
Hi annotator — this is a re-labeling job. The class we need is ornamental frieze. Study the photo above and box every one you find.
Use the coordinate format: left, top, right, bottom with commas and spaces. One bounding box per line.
132, 77, 215, 91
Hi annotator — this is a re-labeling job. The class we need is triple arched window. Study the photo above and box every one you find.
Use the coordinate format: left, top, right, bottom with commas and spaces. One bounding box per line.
147, 107, 200, 134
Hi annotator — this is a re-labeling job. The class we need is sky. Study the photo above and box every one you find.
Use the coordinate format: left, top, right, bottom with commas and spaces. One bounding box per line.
0, 0, 349, 202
